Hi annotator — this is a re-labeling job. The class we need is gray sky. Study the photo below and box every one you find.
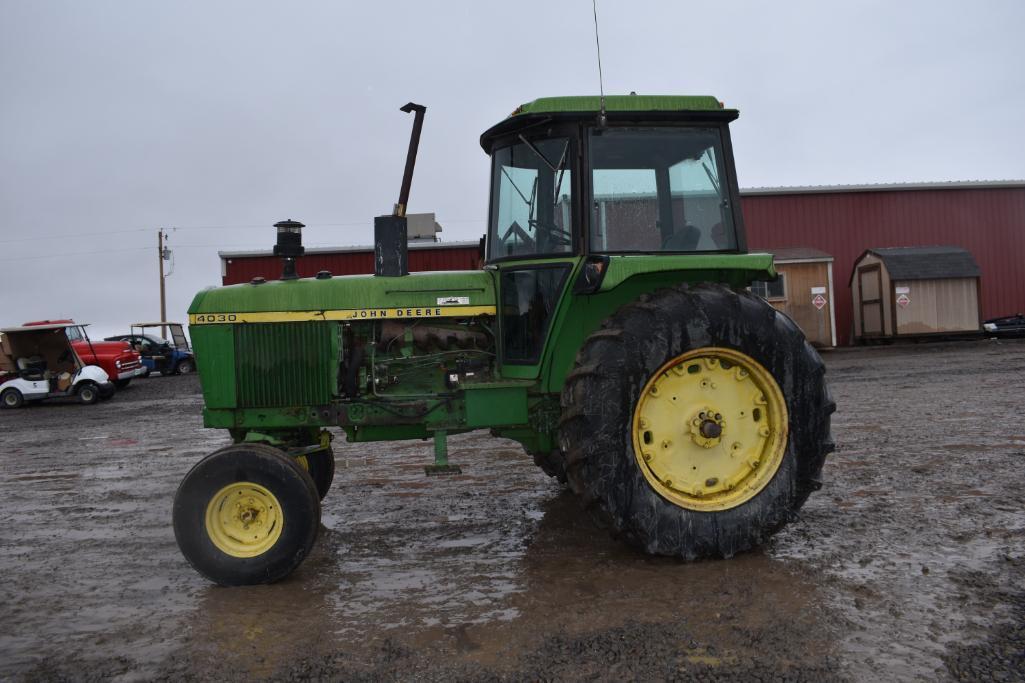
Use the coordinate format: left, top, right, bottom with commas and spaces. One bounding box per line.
2, 0, 1023, 338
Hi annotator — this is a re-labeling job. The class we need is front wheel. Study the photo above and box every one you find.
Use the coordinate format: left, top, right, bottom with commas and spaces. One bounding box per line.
296, 448, 335, 500
559, 283, 835, 559
173, 443, 320, 585
175, 359, 195, 375
76, 382, 100, 405
2, 388, 24, 409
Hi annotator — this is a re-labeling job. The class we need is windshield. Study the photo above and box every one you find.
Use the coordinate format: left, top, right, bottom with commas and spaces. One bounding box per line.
589, 127, 738, 253
488, 137, 573, 260
66, 326, 86, 343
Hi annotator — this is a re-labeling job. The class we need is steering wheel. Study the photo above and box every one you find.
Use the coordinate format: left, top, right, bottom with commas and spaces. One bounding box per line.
501, 221, 536, 253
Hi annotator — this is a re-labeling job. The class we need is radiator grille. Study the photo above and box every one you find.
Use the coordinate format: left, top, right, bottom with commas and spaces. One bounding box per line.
235, 322, 335, 408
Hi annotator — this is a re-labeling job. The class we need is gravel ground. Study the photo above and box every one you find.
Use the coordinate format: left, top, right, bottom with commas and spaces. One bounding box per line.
0, 338, 1023, 681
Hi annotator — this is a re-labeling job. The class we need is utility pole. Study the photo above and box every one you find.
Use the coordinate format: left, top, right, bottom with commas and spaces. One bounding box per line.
158, 230, 167, 339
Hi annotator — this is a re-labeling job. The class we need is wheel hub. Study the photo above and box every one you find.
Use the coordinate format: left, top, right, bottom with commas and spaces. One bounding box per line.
204, 483, 283, 558
632, 348, 788, 512
689, 407, 726, 447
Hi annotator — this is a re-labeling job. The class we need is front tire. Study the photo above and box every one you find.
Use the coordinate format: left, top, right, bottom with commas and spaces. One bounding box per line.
2, 388, 24, 409
296, 448, 335, 500
559, 283, 835, 559
175, 359, 195, 375
173, 443, 321, 585
77, 382, 100, 405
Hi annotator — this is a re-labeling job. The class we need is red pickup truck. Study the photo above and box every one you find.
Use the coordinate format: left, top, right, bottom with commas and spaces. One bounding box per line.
23, 320, 145, 389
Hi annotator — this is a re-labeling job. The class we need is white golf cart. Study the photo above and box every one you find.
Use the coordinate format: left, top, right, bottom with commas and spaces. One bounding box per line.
0, 323, 115, 408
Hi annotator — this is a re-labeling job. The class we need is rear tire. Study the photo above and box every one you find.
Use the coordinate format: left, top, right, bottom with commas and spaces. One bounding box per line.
2, 388, 24, 409
559, 283, 835, 559
77, 383, 100, 405
173, 443, 320, 585
531, 450, 568, 484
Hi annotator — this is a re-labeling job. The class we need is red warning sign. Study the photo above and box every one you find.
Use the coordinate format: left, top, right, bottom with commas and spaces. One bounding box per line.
812, 294, 827, 310
896, 293, 911, 308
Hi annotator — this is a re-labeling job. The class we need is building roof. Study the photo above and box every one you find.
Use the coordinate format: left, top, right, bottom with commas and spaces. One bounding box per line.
763, 247, 833, 263
219, 240, 479, 260
855, 246, 981, 283
741, 180, 1025, 196
512, 95, 725, 116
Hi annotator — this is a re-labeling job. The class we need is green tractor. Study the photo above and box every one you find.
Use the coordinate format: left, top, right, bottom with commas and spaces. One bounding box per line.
174, 95, 835, 585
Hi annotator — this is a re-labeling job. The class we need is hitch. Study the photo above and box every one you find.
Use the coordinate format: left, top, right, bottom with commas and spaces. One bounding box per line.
425, 430, 462, 476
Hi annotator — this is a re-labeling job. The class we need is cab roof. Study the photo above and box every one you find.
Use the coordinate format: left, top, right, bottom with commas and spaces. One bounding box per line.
511, 95, 726, 116
480, 94, 738, 150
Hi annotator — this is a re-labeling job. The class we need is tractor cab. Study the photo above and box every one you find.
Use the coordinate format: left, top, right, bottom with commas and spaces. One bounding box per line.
481, 95, 746, 264
476, 96, 767, 381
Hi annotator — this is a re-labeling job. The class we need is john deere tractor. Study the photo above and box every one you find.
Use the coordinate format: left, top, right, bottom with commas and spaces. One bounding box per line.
175, 96, 834, 585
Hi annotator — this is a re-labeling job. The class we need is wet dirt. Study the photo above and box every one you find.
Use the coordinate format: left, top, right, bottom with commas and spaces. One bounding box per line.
1, 338, 1023, 681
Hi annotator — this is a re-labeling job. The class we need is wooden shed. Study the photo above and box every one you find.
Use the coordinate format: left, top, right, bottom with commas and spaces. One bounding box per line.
752, 248, 836, 348
851, 246, 981, 341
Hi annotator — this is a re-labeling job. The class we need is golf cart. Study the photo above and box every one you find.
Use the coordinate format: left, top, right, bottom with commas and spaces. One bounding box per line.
105, 322, 194, 376
0, 323, 115, 408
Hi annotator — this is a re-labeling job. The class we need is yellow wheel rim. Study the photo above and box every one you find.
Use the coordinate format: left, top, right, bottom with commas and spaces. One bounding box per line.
204, 482, 284, 558
631, 347, 788, 512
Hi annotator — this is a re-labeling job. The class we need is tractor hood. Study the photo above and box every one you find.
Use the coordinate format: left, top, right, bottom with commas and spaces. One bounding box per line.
188, 270, 496, 325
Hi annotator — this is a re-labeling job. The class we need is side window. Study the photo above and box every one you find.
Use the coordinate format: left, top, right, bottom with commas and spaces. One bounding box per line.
591, 169, 659, 251
668, 145, 734, 251
500, 266, 571, 364
751, 273, 786, 301
589, 128, 738, 253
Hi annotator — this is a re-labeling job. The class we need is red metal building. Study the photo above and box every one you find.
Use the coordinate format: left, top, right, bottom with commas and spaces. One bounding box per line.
220, 241, 481, 285
221, 181, 1024, 345
742, 181, 1025, 344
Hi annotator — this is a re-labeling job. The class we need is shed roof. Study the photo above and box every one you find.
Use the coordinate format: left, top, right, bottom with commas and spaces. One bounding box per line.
853, 246, 981, 283
741, 180, 1025, 195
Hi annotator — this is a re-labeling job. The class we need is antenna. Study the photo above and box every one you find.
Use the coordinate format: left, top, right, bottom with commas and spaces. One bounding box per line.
592, 0, 606, 126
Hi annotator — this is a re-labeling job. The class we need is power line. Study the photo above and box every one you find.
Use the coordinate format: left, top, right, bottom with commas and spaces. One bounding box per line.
0, 246, 150, 262
0, 227, 149, 244
0, 218, 486, 244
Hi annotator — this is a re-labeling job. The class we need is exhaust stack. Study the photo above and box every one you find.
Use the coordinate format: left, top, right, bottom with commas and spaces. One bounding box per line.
273, 219, 305, 280
375, 102, 426, 277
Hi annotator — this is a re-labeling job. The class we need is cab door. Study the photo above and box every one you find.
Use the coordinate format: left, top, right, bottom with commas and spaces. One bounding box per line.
487, 132, 578, 380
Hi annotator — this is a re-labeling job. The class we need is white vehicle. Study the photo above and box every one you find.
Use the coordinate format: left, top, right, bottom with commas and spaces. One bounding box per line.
0, 323, 115, 408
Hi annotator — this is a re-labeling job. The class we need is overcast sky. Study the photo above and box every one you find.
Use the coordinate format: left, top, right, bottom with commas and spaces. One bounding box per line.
2, 0, 1023, 338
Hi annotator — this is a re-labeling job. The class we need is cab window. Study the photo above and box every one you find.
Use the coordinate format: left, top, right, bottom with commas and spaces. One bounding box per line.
489, 137, 573, 260
589, 127, 738, 253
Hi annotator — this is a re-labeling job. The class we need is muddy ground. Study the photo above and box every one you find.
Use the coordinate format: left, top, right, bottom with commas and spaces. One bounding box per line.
1, 339, 1023, 682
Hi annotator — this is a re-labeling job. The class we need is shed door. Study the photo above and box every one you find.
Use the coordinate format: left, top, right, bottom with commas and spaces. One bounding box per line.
858, 264, 884, 336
